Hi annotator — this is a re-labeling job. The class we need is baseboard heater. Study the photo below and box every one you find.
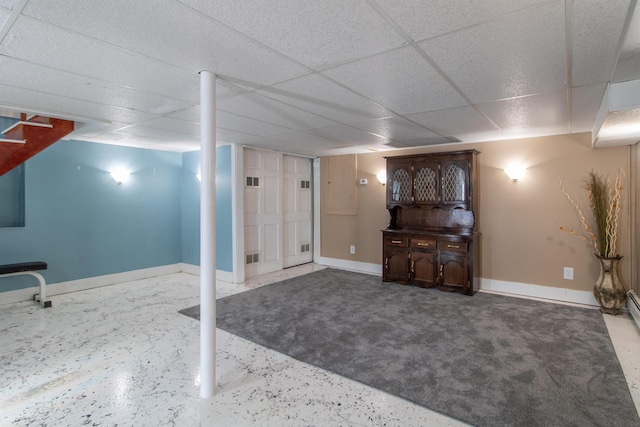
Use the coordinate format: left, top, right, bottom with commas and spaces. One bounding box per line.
627, 290, 640, 329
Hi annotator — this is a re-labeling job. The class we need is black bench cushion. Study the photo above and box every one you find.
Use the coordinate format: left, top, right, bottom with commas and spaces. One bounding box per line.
0, 262, 48, 275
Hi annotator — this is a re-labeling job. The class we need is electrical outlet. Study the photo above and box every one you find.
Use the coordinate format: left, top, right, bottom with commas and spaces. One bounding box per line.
350, 245, 355, 254
563, 267, 574, 280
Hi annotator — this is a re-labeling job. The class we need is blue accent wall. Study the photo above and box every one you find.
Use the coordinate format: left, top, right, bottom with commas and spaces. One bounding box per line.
181, 145, 233, 272
216, 145, 233, 271
0, 117, 24, 227
181, 150, 201, 266
0, 139, 234, 293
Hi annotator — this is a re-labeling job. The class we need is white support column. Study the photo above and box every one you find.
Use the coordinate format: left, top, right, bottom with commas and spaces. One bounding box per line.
200, 70, 216, 398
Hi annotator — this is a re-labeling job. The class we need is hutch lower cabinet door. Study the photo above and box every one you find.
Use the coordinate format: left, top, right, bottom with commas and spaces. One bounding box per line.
383, 245, 410, 283
410, 250, 438, 287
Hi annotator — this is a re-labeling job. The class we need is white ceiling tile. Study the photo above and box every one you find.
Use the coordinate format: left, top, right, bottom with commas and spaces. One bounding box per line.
0, 82, 157, 124
349, 116, 439, 141
406, 106, 498, 139
216, 81, 248, 100
307, 125, 389, 146
87, 134, 199, 152
0, 16, 202, 102
324, 46, 468, 115
180, 0, 406, 69
121, 124, 200, 144
216, 127, 260, 144
256, 74, 394, 124
22, 0, 310, 87
572, 0, 632, 86
395, 137, 459, 147
237, 136, 320, 155
217, 93, 338, 131
167, 106, 200, 122
476, 90, 569, 134
419, 1, 567, 104
321, 146, 382, 156
571, 83, 607, 133
217, 110, 296, 137
258, 130, 345, 148
0, 56, 195, 116
375, 0, 548, 42
141, 117, 200, 136
68, 121, 129, 139
612, 53, 640, 82
0, 1, 634, 154
0, 6, 10, 26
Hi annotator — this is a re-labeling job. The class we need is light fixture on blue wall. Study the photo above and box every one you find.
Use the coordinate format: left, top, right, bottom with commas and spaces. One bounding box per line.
196, 172, 201, 182
110, 168, 130, 185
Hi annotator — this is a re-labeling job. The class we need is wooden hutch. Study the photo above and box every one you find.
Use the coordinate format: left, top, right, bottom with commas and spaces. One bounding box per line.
382, 150, 480, 295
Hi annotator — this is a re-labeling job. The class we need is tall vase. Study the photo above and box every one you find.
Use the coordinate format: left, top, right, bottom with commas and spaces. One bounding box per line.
593, 255, 626, 315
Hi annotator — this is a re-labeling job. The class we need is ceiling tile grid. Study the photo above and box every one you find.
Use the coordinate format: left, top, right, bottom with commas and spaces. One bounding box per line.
0, 55, 195, 116
0, 16, 202, 102
373, 0, 550, 42
255, 73, 395, 124
217, 92, 339, 131
406, 105, 500, 140
323, 46, 469, 115
348, 116, 440, 142
178, 0, 407, 70
22, 0, 312, 88
417, 1, 567, 104
0, 0, 637, 154
571, 0, 633, 87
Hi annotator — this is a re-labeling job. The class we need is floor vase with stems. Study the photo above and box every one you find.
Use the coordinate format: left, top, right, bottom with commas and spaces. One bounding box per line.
593, 255, 626, 315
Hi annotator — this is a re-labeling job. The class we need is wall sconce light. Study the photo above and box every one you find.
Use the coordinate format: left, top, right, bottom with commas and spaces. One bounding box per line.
376, 170, 387, 185
504, 164, 526, 182
110, 168, 130, 185
196, 172, 201, 182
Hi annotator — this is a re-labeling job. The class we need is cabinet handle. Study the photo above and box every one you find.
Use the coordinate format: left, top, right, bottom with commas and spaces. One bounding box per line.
391, 240, 402, 244
417, 242, 430, 247
385, 257, 388, 269
411, 261, 415, 274
439, 264, 443, 276
447, 244, 460, 249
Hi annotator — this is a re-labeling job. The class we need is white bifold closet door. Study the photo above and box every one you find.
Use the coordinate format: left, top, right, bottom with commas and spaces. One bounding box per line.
244, 148, 312, 278
283, 154, 313, 268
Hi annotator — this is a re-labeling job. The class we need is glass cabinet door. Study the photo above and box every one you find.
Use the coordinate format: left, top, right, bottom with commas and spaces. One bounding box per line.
387, 159, 413, 204
414, 163, 438, 204
441, 161, 466, 203
390, 168, 411, 202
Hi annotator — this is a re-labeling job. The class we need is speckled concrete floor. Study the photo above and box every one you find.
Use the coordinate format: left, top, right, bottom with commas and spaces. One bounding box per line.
1, 264, 638, 426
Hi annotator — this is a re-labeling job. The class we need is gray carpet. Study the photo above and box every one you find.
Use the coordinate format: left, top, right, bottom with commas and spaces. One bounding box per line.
180, 268, 639, 427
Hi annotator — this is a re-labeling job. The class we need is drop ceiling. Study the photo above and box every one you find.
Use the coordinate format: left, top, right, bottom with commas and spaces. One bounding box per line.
0, 0, 638, 157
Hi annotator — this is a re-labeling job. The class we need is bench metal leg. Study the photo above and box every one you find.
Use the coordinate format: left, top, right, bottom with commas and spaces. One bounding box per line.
1, 271, 51, 308
30, 271, 52, 308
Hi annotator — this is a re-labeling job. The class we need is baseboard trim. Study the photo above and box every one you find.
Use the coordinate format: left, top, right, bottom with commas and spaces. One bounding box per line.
480, 278, 599, 307
180, 264, 233, 283
0, 263, 239, 306
317, 257, 382, 276
180, 263, 200, 276
1, 264, 182, 306
318, 258, 599, 307
1, 260, 598, 309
